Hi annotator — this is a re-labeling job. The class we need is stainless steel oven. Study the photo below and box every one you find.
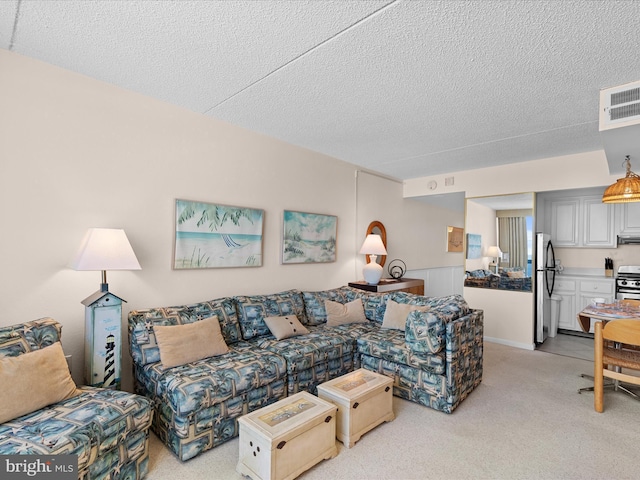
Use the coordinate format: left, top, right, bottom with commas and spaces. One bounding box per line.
615, 266, 640, 300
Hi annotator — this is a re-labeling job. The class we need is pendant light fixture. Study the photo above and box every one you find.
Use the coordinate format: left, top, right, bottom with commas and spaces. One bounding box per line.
602, 156, 640, 203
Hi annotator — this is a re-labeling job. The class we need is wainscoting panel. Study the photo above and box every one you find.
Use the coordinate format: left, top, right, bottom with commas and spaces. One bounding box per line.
405, 266, 465, 297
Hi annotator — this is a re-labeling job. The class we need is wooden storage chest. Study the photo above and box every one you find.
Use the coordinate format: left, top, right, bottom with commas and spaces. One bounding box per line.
317, 368, 394, 448
236, 391, 338, 480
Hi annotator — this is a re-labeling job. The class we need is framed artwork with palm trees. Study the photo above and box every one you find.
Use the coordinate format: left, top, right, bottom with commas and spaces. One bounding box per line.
173, 199, 264, 269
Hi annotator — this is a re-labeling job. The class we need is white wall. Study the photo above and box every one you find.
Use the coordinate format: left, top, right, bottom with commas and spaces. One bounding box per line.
404, 152, 620, 350
404, 150, 617, 199
0, 50, 465, 390
355, 171, 464, 280
0, 50, 372, 389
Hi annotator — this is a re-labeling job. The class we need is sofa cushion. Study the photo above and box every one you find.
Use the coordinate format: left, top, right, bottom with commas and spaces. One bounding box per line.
381, 299, 430, 330
128, 297, 241, 366
235, 290, 307, 340
155, 316, 229, 368
0, 387, 153, 474
391, 293, 470, 322
139, 341, 287, 417
405, 310, 446, 355
302, 288, 350, 325
264, 315, 309, 340
325, 299, 368, 326
0, 317, 62, 357
356, 326, 445, 375
256, 328, 355, 374
343, 288, 389, 323
0, 342, 79, 423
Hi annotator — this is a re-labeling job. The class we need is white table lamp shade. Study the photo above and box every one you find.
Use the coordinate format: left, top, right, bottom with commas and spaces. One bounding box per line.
359, 234, 387, 285
359, 234, 388, 256
70, 228, 141, 271
485, 246, 502, 259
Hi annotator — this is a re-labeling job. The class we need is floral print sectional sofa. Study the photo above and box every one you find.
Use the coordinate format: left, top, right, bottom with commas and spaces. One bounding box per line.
0, 318, 154, 479
128, 286, 484, 461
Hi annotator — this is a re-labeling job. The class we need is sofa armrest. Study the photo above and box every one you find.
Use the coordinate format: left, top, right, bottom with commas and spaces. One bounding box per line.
444, 308, 483, 412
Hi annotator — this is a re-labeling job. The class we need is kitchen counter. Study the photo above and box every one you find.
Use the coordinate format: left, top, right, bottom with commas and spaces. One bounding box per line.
558, 267, 612, 278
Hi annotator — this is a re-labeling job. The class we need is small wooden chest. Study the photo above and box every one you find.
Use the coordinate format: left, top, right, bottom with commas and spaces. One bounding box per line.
317, 368, 394, 448
236, 391, 338, 480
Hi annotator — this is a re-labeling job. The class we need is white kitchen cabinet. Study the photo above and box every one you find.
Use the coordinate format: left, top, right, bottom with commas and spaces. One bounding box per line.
554, 278, 578, 331
553, 276, 614, 333
616, 202, 640, 235
583, 197, 615, 247
549, 199, 579, 246
548, 196, 615, 248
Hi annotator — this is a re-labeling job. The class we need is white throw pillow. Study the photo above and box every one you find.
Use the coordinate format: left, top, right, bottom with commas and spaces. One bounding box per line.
382, 299, 431, 330
264, 315, 309, 340
325, 299, 368, 327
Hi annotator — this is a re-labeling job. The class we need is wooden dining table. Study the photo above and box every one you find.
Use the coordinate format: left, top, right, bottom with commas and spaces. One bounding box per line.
577, 302, 640, 333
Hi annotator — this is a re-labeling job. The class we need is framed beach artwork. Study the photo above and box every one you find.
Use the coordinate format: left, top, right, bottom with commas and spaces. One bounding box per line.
173, 199, 264, 269
282, 210, 337, 264
466, 233, 482, 260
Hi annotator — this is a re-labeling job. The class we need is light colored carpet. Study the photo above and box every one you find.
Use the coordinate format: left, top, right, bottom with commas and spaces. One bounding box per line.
146, 342, 639, 480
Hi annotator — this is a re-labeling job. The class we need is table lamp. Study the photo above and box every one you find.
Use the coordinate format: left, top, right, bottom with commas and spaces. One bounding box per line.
70, 228, 141, 389
359, 234, 388, 285
485, 245, 502, 274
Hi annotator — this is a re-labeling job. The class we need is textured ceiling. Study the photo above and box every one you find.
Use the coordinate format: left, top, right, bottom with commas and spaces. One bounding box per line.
3, 0, 640, 180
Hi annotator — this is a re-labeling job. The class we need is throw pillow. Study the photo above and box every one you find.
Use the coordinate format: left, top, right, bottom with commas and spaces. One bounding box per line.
381, 299, 431, 330
325, 299, 368, 327
507, 270, 525, 278
154, 316, 229, 368
264, 315, 310, 340
0, 342, 79, 424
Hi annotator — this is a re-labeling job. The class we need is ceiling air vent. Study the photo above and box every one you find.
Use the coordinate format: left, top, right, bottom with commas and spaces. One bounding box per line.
600, 81, 640, 129
599, 81, 640, 175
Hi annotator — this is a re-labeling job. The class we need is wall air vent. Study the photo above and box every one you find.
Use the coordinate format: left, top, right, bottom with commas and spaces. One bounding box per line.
599, 80, 640, 175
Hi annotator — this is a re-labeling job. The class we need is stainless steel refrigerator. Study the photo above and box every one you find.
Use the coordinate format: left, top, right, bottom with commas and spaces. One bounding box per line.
535, 233, 557, 343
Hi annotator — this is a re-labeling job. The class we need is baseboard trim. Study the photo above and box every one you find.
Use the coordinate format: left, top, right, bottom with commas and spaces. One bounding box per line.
484, 336, 535, 351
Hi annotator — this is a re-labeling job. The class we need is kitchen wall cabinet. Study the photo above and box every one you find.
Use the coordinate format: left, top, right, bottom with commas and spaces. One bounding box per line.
616, 202, 640, 235
547, 195, 615, 248
554, 275, 614, 333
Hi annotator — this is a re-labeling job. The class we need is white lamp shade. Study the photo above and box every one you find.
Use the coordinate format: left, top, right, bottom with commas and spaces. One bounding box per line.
485, 246, 502, 259
359, 234, 388, 255
70, 228, 141, 271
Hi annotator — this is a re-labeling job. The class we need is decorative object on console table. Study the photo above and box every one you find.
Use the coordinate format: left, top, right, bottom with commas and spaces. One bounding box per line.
359, 234, 388, 285
70, 228, 141, 389
349, 278, 424, 295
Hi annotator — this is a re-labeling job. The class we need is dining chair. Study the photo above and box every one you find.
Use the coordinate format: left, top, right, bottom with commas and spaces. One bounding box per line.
594, 320, 640, 412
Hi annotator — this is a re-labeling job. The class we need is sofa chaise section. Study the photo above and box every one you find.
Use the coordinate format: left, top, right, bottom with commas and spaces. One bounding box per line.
357, 292, 484, 413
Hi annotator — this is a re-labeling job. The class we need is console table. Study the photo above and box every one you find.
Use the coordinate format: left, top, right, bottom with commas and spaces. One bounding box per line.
348, 278, 424, 295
